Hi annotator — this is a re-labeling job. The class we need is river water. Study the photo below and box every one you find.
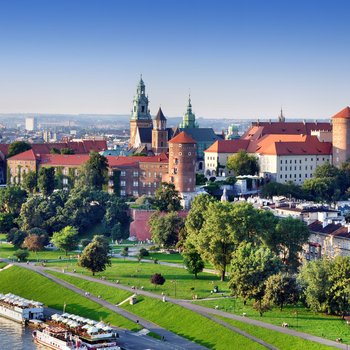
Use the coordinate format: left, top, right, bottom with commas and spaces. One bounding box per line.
0, 317, 45, 350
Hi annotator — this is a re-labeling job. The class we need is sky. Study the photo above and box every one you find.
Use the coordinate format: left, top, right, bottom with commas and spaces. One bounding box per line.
0, 0, 349, 119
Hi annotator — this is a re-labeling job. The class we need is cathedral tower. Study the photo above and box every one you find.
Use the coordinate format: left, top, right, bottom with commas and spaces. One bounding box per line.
152, 107, 168, 155
179, 96, 198, 129
129, 76, 152, 148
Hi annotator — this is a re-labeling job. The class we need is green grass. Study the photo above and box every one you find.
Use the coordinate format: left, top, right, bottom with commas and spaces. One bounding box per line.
144, 252, 184, 264
46, 259, 229, 299
216, 315, 335, 350
0, 233, 7, 241
0, 266, 140, 331
196, 298, 350, 344
0, 262, 8, 269
44, 271, 265, 350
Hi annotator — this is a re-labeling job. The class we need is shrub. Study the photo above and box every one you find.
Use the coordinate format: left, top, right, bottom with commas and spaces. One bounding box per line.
150, 273, 165, 287
13, 249, 29, 262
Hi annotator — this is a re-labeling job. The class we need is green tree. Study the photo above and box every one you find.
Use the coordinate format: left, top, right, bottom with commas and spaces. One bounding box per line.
38, 167, 55, 196
78, 235, 111, 275
195, 173, 207, 186
13, 249, 29, 262
0, 213, 15, 232
182, 248, 204, 278
189, 201, 235, 281
22, 171, 37, 194
7, 141, 31, 158
226, 150, 259, 176
275, 217, 310, 271
261, 181, 306, 200
78, 151, 108, 190
52, 226, 79, 255
0, 186, 27, 215
229, 242, 281, 313
154, 182, 182, 212
60, 148, 75, 155
263, 273, 299, 311
149, 211, 184, 248
302, 177, 337, 203
6, 229, 27, 249
328, 256, 350, 317
185, 194, 216, 237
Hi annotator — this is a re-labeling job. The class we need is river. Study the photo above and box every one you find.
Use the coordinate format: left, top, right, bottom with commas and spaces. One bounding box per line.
0, 317, 44, 350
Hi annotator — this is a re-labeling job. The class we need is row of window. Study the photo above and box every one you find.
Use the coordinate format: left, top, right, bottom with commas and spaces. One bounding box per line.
280, 165, 314, 171
280, 157, 326, 164
280, 173, 313, 179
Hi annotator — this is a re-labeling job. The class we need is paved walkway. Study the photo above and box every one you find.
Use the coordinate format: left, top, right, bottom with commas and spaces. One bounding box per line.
42, 265, 347, 350
15, 263, 207, 350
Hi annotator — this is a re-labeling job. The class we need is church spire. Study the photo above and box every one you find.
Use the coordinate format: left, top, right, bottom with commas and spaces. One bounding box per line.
179, 94, 198, 129
278, 107, 285, 122
131, 76, 151, 121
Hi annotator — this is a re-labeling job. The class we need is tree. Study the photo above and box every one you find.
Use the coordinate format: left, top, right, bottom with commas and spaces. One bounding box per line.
13, 249, 29, 262
275, 217, 310, 271
22, 171, 37, 194
52, 226, 79, 255
120, 247, 128, 259
149, 211, 184, 248
38, 167, 55, 196
7, 141, 31, 158
154, 182, 182, 212
226, 150, 259, 176
302, 177, 337, 203
23, 234, 45, 252
196, 173, 207, 186
78, 235, 111, 275
229, 242, 281, 313
78, 151, 108, 190
261, 181, 306, 200
185, 194, 216, 237
6, 229, 27, 249
137, 248, 149, 262
182, 248, 204, 278
0, 186, 27, 215
263, 273, 299, 311
150, 273, 165, 288
328, 256, 350, 317
298, 258, 332, 313
0, 213, 15, 232
80, 238, 91, 250
189, 201, 235, 281
60, 148, 75, 155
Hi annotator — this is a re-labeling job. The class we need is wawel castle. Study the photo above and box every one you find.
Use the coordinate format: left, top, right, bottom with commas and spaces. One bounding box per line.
2, 76, 350, 200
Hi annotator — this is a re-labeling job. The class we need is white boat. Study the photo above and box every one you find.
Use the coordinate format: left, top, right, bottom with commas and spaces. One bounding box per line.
33, 326, 121, 350
0, 293, 44, 323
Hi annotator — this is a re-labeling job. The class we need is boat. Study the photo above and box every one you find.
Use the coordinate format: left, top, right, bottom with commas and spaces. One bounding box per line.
0, 293, 44, 324
32, 313, 121, 350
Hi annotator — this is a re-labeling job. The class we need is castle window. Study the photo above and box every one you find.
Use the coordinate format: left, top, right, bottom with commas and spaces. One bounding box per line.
120, 181, 126, 187
120, 190, 126, 196
133, 171, 139, 177
133, 181, 138, 187
171, 176, 174, 182
134, 106, 136, 112
179, 152, 182, 156
133, 190, 138, 197
173, 168, 178, 174
121, 171, 126, 177
174, 158, 178, 165
188, 152, 191, 156
161, 142, 163, 147
141, 106, 145, 113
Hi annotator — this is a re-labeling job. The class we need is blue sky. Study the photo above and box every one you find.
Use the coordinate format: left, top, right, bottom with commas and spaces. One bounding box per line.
0, 0, 349, 119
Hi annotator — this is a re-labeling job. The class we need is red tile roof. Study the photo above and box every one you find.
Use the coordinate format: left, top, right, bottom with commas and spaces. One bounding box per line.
205, 139, 250, 153
169, 131, 196, 144
40, 154, 90, 167
242, 121, 332, 140
7, 149, 39, 161
332, 106, 350, 119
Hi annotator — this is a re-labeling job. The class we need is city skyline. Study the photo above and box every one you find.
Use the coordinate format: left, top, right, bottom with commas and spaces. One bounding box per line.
0, 0, 349, 119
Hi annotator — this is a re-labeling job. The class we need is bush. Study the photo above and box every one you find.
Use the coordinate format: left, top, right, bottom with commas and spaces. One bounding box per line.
139, 248, 149, 257
149, 245, 159, 252
150, 273, 165, 287
13, 249, 29, 262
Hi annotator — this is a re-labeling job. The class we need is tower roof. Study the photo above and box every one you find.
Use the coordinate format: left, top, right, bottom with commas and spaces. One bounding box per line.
169, 131, 196, 144
332, 106, 350, 119
154, 107, 167, 121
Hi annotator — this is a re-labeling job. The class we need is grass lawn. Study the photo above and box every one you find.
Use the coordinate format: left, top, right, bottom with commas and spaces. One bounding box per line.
47, 259, 230, 299
195, 298, 350, 344
144, 252, 184, 264
0, 266, 140, 331
45, 271, 265, 350
0, 233, 7, 241
0, 262, 8, 269
216, 315, 336, 350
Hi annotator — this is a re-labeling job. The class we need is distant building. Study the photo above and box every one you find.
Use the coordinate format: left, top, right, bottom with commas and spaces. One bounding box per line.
25, 117, 37, 131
